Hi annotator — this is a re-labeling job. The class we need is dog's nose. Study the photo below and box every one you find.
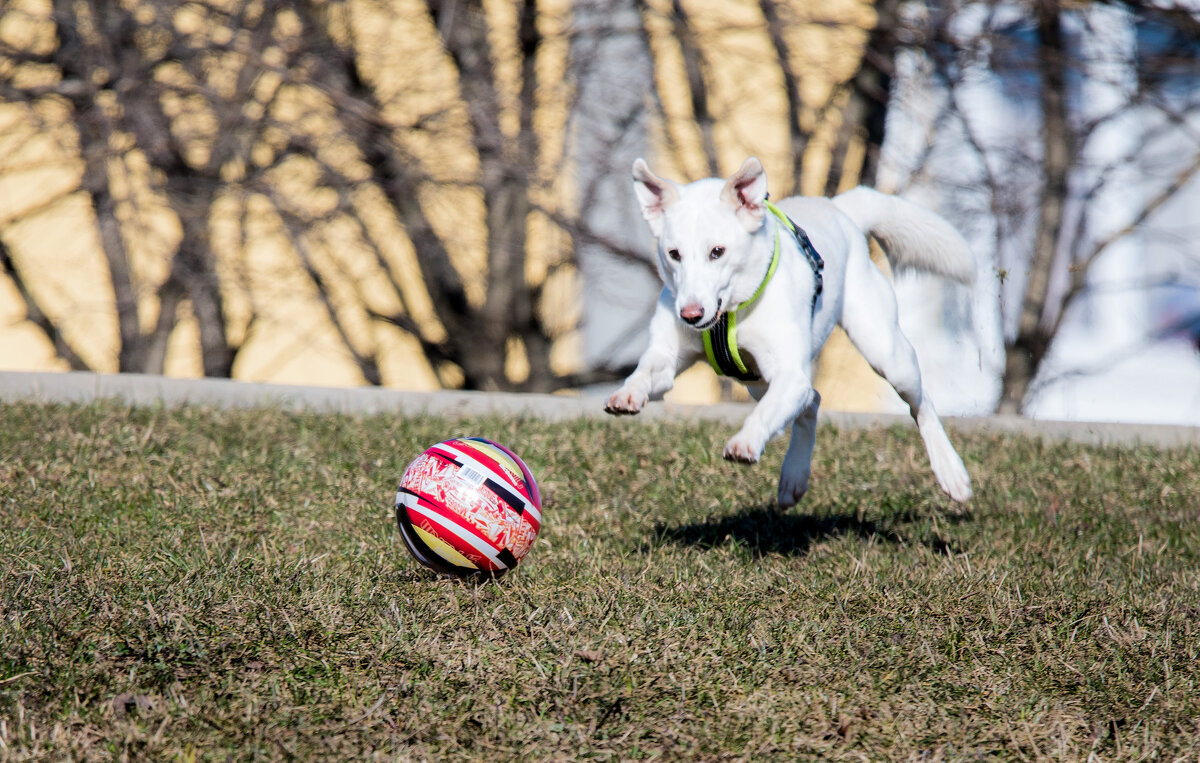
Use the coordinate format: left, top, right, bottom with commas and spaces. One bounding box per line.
679, 303, 705, 324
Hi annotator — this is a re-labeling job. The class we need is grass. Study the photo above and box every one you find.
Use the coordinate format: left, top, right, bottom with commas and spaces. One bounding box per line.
1, 400, 1199, 761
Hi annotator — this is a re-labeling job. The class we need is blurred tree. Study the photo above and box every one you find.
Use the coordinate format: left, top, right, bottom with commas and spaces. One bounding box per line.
905, 0, 1200, 414
18, 0, 1191, 412
0, 0, 901, 393
0, 0, 572, 389
0, 0, 262, 376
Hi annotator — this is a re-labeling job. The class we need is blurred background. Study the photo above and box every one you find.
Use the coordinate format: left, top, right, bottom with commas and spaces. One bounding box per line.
1, 0, 1198, 423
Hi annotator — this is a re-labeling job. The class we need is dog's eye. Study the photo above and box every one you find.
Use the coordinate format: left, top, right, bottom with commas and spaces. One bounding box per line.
667, 248, 681, 262
710, 246, 725, 260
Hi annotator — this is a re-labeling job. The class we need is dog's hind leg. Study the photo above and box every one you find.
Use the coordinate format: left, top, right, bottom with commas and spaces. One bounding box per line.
743, 384, 818, 507
778, 390, 820, 508
839, 254, 973, 503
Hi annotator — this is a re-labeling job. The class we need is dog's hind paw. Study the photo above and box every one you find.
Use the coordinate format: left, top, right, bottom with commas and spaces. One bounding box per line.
605, 388, 647, 415
931, 451, 973, 504
776, 473, 809, 508
940, 473, 973, 504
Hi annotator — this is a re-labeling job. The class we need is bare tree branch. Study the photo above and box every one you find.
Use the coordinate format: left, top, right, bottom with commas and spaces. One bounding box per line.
0, 237, 90, 371
1056, 153, 1200, 338
268, 192, 384, 386
825, 0, 902, 195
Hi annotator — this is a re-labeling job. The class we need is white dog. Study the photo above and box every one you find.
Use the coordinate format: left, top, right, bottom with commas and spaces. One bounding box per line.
605, 157, 974, 507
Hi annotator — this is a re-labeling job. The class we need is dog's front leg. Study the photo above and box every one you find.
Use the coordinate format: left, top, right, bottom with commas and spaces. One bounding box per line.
723, 365, 816, 464
606, 289, 699, 415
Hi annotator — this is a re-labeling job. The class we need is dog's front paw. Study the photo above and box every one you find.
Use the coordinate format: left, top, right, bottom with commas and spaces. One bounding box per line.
605, 387, 648, 415
722, 433, 763, 464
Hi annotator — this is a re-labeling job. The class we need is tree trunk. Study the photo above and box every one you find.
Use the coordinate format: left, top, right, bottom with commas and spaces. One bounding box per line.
429, 0, 525, 390
168, 180, 236, 378
51, 0, 147, 372
671, 0, 719, 177
759, 0, 808, 195
997, 0, 1069, 414
514, 0, 556, 392
79, 116, 147, 373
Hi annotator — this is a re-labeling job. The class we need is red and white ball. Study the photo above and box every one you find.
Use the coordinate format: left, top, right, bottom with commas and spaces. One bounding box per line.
395, 437, 542, 576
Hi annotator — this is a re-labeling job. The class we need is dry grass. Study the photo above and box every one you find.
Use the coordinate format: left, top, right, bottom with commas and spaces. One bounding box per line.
1, 400, 1199, 761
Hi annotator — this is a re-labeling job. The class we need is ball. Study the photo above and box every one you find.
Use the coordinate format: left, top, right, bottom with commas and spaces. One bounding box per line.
395, 437, 542, 576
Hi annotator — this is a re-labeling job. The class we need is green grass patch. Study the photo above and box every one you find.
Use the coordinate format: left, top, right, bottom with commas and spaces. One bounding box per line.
2, 401, 1199, 760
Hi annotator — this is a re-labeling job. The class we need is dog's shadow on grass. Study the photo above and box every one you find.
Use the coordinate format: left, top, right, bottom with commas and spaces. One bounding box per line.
651, 501, 966, 558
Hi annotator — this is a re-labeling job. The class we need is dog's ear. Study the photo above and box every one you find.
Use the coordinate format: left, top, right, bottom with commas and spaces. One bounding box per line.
720, 157, 768, 232
632, 158, 679, 238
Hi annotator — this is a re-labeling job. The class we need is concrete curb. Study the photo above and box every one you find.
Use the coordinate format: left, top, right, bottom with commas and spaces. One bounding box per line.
1, 370, 1198, 449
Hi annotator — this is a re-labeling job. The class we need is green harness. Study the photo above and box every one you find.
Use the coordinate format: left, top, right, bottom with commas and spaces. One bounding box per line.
701, 200, 824, 382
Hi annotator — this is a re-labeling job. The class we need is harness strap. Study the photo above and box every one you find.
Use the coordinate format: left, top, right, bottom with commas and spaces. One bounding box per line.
702, 200, 824, 381
702, 307, 759, 382
766, 199, 824, 310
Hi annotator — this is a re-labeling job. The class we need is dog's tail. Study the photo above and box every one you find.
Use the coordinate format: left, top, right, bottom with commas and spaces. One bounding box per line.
832, 187, 974, 285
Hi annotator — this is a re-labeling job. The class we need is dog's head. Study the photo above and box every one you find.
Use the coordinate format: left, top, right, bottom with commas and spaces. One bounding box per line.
633, 157, 771, 330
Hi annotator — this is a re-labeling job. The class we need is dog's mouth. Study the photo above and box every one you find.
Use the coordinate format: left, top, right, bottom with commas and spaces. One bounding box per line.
692, 299, 724, 331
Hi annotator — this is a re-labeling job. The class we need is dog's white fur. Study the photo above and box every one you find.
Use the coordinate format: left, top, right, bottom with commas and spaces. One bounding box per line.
606, 157, 973, 506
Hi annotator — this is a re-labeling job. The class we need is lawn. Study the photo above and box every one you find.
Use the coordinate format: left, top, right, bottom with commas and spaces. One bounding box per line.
1, 400, 1198, 760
